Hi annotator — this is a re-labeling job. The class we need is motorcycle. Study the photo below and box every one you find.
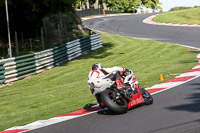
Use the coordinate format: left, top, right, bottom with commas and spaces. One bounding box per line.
98, 70, 153, 114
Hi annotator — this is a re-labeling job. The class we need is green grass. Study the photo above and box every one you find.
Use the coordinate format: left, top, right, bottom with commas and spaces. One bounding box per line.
0, 32, 198, 131
153, 7, 200, 24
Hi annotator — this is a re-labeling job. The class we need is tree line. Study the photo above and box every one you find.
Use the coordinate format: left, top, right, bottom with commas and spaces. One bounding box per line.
76, 0, 162, 13
0, 0, 161, 40
0, 0, 76, 39
169, 6, 200, 11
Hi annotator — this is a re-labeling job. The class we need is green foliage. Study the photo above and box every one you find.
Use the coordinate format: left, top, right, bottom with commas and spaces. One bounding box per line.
0, 11, 87, 58
75, 0, 162, 12
0, 0, 77, 39
169, 6, 200, 12
142, 0, 162, 9
169, 6, 192, 11
107, 0, 132, 12
194, 6, 200, 8
107, 0, 162, 13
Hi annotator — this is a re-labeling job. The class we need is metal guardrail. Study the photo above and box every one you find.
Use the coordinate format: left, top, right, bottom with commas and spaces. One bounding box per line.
75, 8, 119, 17
0, 33, 102, 84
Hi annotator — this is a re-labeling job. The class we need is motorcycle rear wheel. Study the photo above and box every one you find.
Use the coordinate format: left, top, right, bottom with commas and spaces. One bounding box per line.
100, 89, 128, 114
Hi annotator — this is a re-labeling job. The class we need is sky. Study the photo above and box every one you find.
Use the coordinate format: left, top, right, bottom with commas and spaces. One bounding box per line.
159, 0, 200, 11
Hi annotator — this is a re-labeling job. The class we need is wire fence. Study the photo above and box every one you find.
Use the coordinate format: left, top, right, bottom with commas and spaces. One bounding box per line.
0, 12, 86, 59
0, 9, 118, 59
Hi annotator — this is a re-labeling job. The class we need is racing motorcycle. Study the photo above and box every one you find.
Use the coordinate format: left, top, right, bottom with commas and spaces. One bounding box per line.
95, 70, 153, 114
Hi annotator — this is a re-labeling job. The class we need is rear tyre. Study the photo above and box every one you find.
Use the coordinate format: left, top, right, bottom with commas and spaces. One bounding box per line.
100, 89, 128, 114
139, 87, 153, 105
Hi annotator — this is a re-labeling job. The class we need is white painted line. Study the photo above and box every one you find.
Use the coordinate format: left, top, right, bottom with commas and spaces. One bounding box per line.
150, 75, 200, 95
151, 82, 184, 88
176, 71, 200, 77
6, 105, 104, 132
193, 66, 200, 69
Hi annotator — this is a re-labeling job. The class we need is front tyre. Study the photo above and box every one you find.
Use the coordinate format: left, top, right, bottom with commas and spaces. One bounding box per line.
139, 87, 153, 105
100, 89, 128, 114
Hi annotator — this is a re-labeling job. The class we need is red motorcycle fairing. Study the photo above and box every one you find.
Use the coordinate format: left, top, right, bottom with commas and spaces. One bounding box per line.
128, 84, 144, 109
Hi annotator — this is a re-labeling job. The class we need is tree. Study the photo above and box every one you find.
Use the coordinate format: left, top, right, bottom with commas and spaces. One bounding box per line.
86, 0, 90, 9
94, 0, 99, 9
102, 0, 107, 10
75, 0, 107, 10
0, 0, 77, 39
141, 0, 162, 10
107, 0, 162, 13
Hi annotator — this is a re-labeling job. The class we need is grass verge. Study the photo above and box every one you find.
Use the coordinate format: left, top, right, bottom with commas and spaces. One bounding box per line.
153, 7, 200, 24
0, 32, 198, 131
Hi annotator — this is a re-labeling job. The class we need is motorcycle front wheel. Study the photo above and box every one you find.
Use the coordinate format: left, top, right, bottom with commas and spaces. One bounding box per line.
139, 87, 153, 105
100, 89, 128, 114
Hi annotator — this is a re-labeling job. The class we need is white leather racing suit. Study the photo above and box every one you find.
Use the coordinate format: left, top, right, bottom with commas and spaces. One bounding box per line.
88, 66, 133, 95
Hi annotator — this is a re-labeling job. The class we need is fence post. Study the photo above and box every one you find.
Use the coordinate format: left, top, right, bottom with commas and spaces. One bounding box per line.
0, 41, 3, 58
98, 8, 100, 15
2, 44, 5, 57
58, 24, 62, 44
30, 38, 32, 51
36, 29, 38, 40
14, 31, 19, 56
59, 12, 63, 30
41, 27, 45, 50
21, 32, 24, 44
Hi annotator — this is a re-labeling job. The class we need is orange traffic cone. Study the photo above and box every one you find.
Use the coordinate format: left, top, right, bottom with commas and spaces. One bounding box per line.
160, 74, 164, 81
103, 9, 106, 16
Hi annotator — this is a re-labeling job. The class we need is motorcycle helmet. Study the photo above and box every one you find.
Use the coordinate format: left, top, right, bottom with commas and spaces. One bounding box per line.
92, 63, 103, 70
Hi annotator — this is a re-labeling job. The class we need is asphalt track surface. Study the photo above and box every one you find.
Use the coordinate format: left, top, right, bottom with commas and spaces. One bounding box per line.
28, 14, 200, 133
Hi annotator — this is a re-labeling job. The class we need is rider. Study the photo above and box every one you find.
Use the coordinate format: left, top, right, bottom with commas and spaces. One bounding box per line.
88, 63, 138, 108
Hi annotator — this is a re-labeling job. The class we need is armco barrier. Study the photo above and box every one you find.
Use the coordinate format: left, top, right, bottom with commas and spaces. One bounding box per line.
75, 8, 119, 17
0, 33, 102, 84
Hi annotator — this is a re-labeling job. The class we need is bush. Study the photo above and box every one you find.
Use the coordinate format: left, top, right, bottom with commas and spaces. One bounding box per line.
169, 6, 192, 11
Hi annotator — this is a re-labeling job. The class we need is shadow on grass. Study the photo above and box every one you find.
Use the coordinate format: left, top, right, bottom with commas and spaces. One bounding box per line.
60, 42, 115, 67
179, 50, 200, 64
80, 42, 115, 59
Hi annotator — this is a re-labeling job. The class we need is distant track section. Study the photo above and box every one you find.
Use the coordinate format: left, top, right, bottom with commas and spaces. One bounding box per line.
143, 14, 200, 27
